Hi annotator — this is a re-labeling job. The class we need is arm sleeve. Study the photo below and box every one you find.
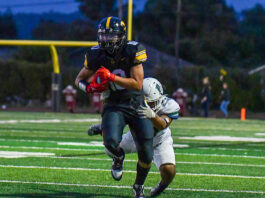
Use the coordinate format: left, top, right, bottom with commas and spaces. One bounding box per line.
161, 98, 180, 120
133, 43, 147, 65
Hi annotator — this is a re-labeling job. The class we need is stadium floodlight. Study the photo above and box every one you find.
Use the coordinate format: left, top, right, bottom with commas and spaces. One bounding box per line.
0, 0, 133, 112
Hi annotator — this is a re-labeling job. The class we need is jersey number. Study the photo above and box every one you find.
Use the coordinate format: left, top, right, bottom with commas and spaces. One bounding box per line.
110, 69, 126, 91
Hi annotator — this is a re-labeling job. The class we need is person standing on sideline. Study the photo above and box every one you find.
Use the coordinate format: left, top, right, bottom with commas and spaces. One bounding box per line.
62, 85, 77, 113
220, 82, 230, 117
201, 77, 211, 117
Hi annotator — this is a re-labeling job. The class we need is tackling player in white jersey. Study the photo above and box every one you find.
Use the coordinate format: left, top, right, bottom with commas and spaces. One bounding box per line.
88, 77, 180, 197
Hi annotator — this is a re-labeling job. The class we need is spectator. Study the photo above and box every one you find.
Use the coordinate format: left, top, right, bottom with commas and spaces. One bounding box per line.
62, 85, 77, 113
220, 82, 230, 118
201, 77, 211, 117
173, 88, 187, 116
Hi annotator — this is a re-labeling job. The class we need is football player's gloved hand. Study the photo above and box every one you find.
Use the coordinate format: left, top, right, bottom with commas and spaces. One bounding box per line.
137, 101, 156, 119
91, 72, 109, 92
96, 66, 116, 82
78, 73, 109, 94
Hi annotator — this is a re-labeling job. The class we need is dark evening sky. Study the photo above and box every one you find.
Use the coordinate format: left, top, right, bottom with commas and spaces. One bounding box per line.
0, 0, 264, 14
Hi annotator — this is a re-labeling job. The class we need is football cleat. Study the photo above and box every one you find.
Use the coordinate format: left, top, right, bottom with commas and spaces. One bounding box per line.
87, 124, 102, 136
111, 155, 124, 181
133, 184, 145, 198
150, 182, 167, 197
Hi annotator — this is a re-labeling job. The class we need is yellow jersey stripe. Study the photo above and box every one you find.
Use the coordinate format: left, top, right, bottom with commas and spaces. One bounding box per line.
136, 50, 146, 56
136, 53, 147, 61
106, 16, 112, 29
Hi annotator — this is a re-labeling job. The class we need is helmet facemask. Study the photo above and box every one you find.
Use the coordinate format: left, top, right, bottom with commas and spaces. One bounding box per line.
98, 30, 126, 55
143, 78, 165, 113
147, 96, 163, 113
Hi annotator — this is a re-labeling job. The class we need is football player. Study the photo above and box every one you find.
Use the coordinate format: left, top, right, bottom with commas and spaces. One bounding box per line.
75, 17, 154, 198
88, 78, 180, 197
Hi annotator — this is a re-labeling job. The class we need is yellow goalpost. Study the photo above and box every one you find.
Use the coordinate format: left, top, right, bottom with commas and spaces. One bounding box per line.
0, 0, 133, 112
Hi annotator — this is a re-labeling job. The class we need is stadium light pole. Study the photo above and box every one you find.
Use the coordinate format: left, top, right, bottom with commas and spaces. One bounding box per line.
175, 0, 182, 67
127, 0, 133, 41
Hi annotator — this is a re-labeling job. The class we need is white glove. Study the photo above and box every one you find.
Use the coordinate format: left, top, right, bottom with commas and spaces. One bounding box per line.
137, 101, 156, 119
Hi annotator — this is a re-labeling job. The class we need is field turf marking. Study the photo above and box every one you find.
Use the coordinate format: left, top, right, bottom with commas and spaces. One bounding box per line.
1, 145, 265, 159
198, 147, 264, 152
1, 165, 265, 179
0, 180, 264, 194
1, 154, 263, 168
255, 133, 265, 136
174, 153, 265, 159
0, 118, 100, 124
48, 157, 265, 168
0, 146, 103, 152
0, 151, 54, 158
178, 136, 265, 142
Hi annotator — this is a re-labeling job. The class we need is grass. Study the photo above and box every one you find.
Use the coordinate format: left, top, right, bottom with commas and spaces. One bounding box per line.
0, 111, 264, 197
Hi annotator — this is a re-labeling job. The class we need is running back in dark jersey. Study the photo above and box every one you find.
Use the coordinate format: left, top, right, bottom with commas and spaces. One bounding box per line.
84, 41, 147, 97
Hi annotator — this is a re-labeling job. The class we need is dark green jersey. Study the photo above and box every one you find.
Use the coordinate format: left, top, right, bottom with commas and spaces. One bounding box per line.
84, 41, 147, 99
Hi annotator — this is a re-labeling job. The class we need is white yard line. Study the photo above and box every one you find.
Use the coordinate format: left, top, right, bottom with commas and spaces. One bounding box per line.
1, 145, 265, 159
198, 147, 264, 152
48, 157, 265, 168
178, 136, 265, 142
175, 161, 265, 168
1, 154, 264, 168
57, 142, 104, 147
0, 151, 54, 158
255, 133, 265, 136
0, 146, 104, 152
0, 180, 264, 194
174, 153, 265, 159
55, 157, 265, 167
0, 118, 100, 124
0, 165, 264, 179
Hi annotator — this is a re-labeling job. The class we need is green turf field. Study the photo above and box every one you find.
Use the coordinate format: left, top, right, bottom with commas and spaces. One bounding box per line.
0, 111, 264, 198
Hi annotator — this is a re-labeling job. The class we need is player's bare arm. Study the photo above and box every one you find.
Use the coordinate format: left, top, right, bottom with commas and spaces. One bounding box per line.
75, 67, 94, 87
151, 114, 173, 131
114, 64, 144, 91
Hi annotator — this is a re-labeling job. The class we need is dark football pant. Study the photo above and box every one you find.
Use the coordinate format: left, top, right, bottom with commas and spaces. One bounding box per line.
102, 105, 154, 164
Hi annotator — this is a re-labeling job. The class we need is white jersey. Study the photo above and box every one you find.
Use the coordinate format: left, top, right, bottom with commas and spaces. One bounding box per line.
153, 96, 180, 146
119, 96, 179, 168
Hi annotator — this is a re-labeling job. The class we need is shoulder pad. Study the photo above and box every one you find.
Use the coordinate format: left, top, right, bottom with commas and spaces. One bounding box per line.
84, 46, 101, 70
126, 41, 147, 65
160, 97, 180, 119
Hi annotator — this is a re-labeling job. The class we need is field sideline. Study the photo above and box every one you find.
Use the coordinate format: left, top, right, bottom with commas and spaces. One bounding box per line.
0, 111, 264, 198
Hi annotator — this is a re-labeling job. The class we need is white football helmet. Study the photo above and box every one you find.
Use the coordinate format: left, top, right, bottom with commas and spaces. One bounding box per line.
142, 77, 164, 112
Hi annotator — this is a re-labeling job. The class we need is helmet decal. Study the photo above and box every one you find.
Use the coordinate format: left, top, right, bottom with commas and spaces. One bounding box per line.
120, 21, 126, 30
156, 84, 162, 94
106, 16, 112, 29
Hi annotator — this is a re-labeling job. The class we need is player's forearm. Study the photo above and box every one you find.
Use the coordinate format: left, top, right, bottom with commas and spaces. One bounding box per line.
75, 68, 94, 87
151, 115, 168, 131
114, 75, 143, 91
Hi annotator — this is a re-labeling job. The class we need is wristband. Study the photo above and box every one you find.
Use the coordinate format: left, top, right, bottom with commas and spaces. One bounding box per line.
164, 117, 170, 128
78, 80, 89, 93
